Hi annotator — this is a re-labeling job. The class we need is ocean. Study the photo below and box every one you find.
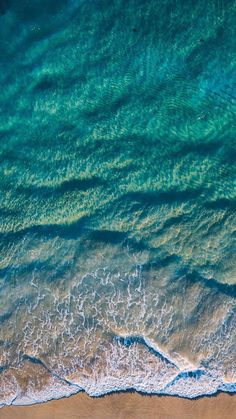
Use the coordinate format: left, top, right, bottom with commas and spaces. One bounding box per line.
0, 0, 236, 406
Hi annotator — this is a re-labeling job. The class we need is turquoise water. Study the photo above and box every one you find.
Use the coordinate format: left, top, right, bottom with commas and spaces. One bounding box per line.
0, 0, 236, 405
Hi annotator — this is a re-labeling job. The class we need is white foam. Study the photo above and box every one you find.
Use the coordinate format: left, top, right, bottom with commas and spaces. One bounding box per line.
1, 370, 234, 408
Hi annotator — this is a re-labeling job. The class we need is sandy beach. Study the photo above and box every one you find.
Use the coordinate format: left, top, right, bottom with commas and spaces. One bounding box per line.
0, 392, 235, 419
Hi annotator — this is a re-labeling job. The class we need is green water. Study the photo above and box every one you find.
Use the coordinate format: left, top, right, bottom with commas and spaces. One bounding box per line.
0, 0, 235, 405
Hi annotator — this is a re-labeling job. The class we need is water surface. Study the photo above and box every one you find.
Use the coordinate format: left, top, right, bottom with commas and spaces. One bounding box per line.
0, 0, 236, 406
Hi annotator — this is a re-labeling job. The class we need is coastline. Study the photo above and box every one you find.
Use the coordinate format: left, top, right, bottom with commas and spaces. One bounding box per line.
0, 391, 235, 419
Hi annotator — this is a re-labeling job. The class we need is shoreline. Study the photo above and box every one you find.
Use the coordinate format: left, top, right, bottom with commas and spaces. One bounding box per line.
0, 391, 235, 419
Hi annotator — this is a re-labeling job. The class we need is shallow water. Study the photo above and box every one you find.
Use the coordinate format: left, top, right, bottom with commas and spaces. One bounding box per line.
0, 0, 236, 406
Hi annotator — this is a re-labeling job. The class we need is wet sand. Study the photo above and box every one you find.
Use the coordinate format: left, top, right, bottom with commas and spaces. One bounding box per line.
0, 392, 235, 419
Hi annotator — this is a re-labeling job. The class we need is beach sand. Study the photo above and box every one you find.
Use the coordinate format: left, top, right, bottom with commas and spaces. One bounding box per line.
0, 392, 235, 419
